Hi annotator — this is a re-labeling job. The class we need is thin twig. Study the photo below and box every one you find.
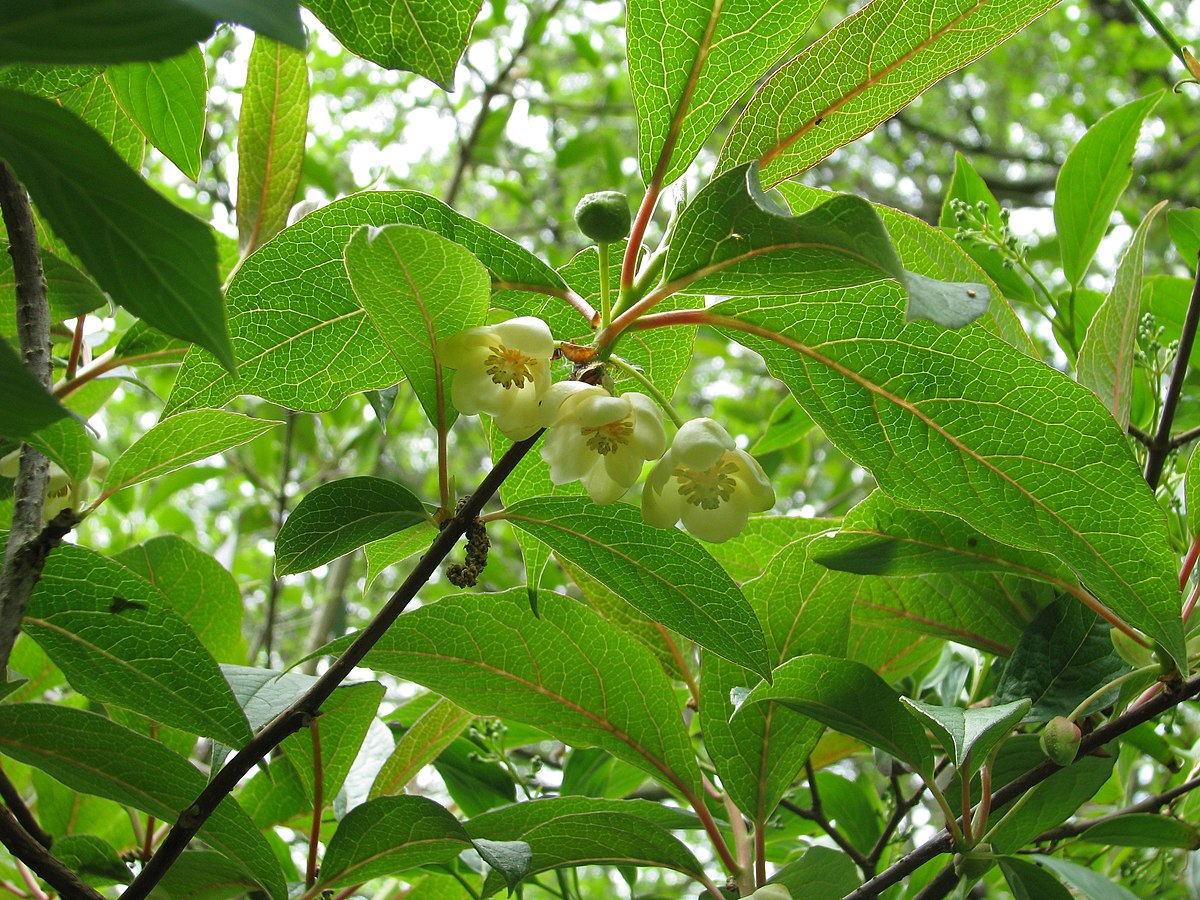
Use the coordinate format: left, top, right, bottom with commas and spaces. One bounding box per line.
0, 161, 53, 676
306, 716, 323, 889
0, 767, 51, 850
1035, 772, 1200, 843
1144, 254, 1200, 488
120, 431, 545, 900
780, 762, 874, 876
0, 806, 105, 900
866, 775, 925, 869
1171, 423, 1200, 449
261, 412, 297, 663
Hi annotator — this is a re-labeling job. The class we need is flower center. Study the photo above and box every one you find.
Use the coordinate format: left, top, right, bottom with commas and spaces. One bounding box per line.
674, 456, 738, 509
582, 418, 634, 455
485, 345, 535, 389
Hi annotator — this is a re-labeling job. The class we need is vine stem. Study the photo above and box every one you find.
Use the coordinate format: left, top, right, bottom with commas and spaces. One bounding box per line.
1067, 664, 1161, 722
1144, 252, 1200, 488
120, 431, 546, 900
605, 356, 685, 426
306, 718, 323, 889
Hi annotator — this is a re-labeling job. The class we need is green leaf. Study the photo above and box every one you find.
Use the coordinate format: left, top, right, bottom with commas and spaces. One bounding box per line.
0, 247, 107, 334
274, 475, 427, 576
25, 543, 253, 745
767, 845, 861, 899
998, 857, 1074, 900
0, 89, 234, 369
364, 520, 437, 587
1055, 93, 1163, 288
628, 0, 823, 186
749, 394, 814, 456
26, 416, 93, 484
237, 35, 308, 253
1188, 446, 1200, 539
938, 152, 1036, 305
58, 74, 145, 168
718, 0, 1060, 186
502, 496, 772, 679
985, 735, 1113, 853
1030, 855, 1140, 900
371, 697, 473, 799
357, 589, 705, 800
179, 0, 305, 48
1079, 813, 1200, 849
0, 64, 103, 97
315, 795, 475, 890
667, 165, 988, 330
105, 46, 207, 179
465, 797, 704, 896
0, 703, 285, 899
50, 835, 132, 886
899, 697, 1030, 779
304, 0, 481, 89
700, 529, 858, 819
994, 597, 1130, 722
1077, 201, 1167, 428
0, 339, 70, 439
284, 681, 385, 803
100, 410, 279, 499
345, 223, 491, 428
1168, 208, 1200, 267
713, 282, 1187, 670
165, 191, 566, 415
114, 536, 247, 663
149, 850, 265, 900
738, 654, 934, 777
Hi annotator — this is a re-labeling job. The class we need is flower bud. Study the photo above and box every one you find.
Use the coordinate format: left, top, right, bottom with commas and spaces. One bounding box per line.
574, 191, 631, 244
1040, 716, 1082, 766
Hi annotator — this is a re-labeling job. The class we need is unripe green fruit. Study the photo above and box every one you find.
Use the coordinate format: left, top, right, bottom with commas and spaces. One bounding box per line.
1110, 627, 1154, 668
574, 191, 631, 243
1040, 716, 1082, 766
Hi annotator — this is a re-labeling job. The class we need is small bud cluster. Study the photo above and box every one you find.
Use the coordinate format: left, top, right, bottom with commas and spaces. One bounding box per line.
439, 318, 775, 542
445, 499, 490, 588
950, 198, 1025, 269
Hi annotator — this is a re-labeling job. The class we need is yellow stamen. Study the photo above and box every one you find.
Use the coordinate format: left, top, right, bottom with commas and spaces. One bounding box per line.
675, 456, 738, 509
485, 344, 534, 389
583, 418, 634, 455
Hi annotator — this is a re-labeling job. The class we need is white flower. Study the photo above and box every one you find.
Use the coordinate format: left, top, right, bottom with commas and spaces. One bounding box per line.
642, 418, 775, 543
540, 383, 666, 504
439, 317, 556, 440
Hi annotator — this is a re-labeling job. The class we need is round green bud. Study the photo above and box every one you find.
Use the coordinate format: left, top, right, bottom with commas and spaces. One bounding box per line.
574, 191, 631, 243
1040, 716, 1082, 766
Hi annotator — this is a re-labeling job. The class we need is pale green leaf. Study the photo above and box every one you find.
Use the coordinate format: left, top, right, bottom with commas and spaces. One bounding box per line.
1031, 855, 1140, 900
738, 654, 934, 776
345, 223, 490, 428
25, 543, 253, 745
274, 475, 427, 576
718, 0, 1061, 186
1079, 814, 1200, 849
0, 64, 103, 98
164, 191, 566, 415
628, 0, 823, 185
304, 0, 482, 89
0, 89, 233, 369
1168, 208, 1200, 267
101, 410, 279, 499
25, 416, 93, 483
364, 521, 437, 588
371, 697, 473, 799
357, 589, 705, 799
0, 703, 284, 899
237, 35, 308, 253
105, 46, 207, 179
502, 496, 771, 679
712, 282, 1186, 669
1077, 201, 1167, 428
1056, 93, 1163, 288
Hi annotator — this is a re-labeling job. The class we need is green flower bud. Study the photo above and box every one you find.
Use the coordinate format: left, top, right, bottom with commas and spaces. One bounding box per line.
1110, 627, 1154, 668
1040, 716, 1082, 766
574, 191, 631, 243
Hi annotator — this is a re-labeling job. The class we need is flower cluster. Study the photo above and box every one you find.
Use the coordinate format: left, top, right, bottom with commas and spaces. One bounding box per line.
438, 318, 776, 542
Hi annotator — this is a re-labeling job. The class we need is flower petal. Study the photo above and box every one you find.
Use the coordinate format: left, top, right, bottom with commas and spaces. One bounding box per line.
495, 316, 556, 357
671, 417, 734, 469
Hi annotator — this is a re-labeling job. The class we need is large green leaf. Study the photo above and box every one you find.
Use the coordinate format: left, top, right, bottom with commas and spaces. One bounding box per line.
274, 475, 427, 576
59, 73, 145, 168
767, 846, 861, 900
100, 410, 279, 501
278, 681, 385, 804
899, 697, 1030, 779
304, 0, 482, 89
344, 223, 491, 428
994, 597, 1130, 723
1079, 814, 1200, 850
999, 857, 1074, 900
700, 531, 859, 820
712, 282, 1186, 669
664, 165, 988, 330
0, 339, 70, 439
0, 703, 285, 899
0, 0, 303, 64
164, 191, 567, 415
356, 589, 705, 799
1030, 856, 1139, 900
237, 35, 308, 253
105, 46, 207, 179
502, 496, 771, 679
718, 0, 1061, 186
738, 654, 934, 777
24, 543, 253, 746
627, 0, 823, 185
0, 64, 103, 98
465, 797, 705, 896
1077, 201, 1166, 429
0, 89, 234, 369
114, 535, 247, 664
1055, 93, 1162, 288
371, 697, 473, 799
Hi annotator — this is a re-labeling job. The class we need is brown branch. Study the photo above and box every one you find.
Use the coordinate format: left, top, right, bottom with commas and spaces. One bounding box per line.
120, 430, 545, 900
0, 806, 105, 900
1171, 423, 1200, 449
1144, 253, 1200, 488
1035, 772, 1200, 843
780, 762, 873, 877
0, 767, 50, 850
0, 161, 53, 676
